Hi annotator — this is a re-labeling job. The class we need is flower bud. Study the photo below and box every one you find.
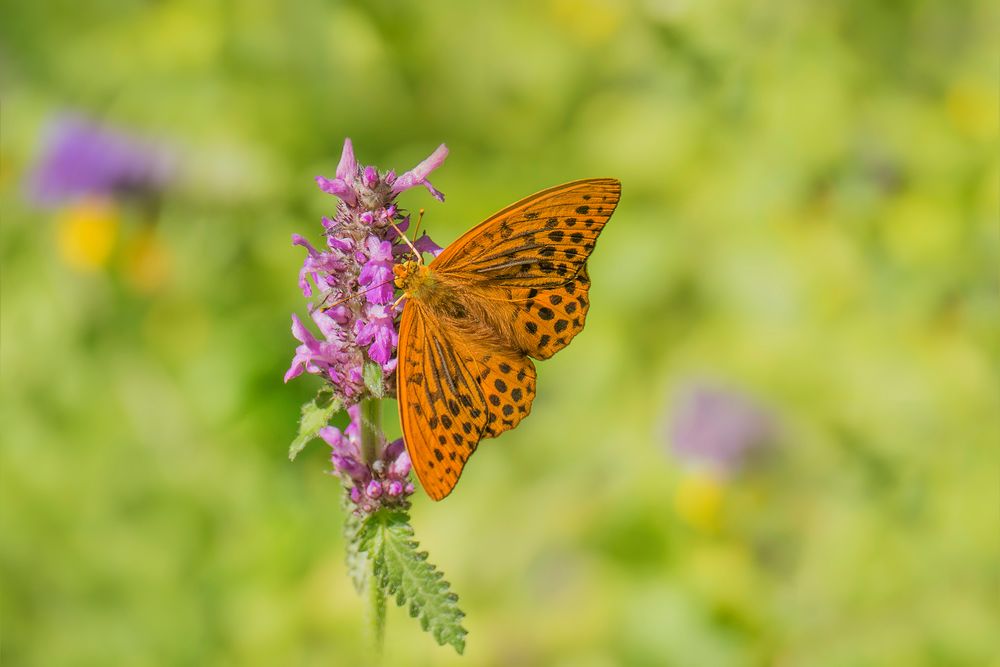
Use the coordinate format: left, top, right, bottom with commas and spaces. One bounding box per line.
388, 448, 411, 478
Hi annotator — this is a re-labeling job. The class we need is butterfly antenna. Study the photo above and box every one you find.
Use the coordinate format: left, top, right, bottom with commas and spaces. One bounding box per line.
411, 208, 426, 244
319, 278, 396, 311
389, 215, 424, 264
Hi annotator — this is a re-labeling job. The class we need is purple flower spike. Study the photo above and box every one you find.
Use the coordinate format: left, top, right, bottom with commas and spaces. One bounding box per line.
391, 144, 449, 201
288, 138, 451, 512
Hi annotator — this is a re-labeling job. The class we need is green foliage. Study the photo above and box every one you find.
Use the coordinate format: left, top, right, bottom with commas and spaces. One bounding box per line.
358, 510, 468, 655
288, 390, 340, 461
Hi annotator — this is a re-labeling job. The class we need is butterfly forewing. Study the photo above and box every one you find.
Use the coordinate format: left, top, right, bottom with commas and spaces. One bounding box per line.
433, 178, 620, 288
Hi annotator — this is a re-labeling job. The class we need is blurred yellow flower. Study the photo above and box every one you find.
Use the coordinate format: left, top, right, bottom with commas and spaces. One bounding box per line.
55, 198, 119, 271
674, 471, 725, 533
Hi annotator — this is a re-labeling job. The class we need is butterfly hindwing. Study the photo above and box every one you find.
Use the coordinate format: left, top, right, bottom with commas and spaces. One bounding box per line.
506, 266, 591, 360
397, 300, 537, 500
473, 350, 536, 439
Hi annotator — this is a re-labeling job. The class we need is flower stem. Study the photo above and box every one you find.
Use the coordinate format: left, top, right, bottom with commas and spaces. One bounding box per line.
360, 398, 382, 466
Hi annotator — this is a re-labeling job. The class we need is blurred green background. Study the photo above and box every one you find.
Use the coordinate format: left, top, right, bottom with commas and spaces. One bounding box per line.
1, 1, 997, 665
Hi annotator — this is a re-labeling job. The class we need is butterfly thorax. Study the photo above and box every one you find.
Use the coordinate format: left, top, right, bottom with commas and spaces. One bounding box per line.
393, 260, 436, 299
395, 260, 497, 335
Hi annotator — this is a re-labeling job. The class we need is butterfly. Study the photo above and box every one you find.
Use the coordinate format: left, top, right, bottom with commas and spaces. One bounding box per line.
393, 178, 621, 500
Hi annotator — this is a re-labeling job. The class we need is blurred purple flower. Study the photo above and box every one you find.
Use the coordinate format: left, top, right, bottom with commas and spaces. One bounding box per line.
27, 114, 175, 207
319, 405, 415, 512
286, 138, 446, 402
669, 383, 774, 475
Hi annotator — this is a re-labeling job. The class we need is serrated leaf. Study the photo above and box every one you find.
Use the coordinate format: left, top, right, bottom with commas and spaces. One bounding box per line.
289, 390, 341, 460
363, 361, 385, 398
358, 510, 468, 654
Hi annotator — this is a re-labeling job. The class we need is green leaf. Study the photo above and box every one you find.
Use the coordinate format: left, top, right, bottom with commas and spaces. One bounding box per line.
363, 361, 385, 398
359, 510, 468, 654
289, 389, 341, 460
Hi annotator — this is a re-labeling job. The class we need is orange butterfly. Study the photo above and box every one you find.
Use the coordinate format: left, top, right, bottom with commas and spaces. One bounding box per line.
393, 178, 621, 500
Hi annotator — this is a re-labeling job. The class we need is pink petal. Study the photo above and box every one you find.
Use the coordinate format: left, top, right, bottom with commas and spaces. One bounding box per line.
336, 138, 358, 182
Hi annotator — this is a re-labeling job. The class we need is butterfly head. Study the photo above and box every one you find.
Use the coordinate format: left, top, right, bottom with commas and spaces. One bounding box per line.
393, 259, 431, 297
